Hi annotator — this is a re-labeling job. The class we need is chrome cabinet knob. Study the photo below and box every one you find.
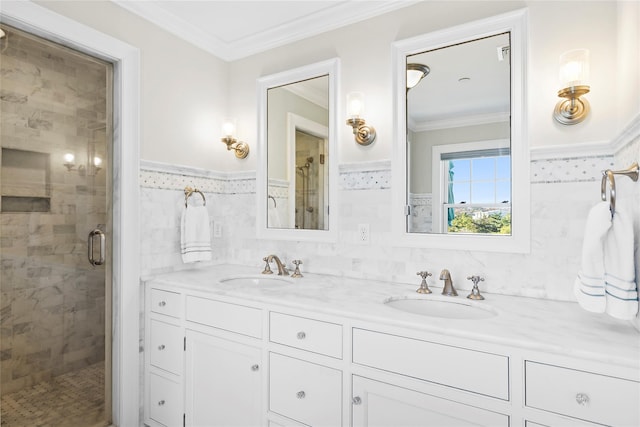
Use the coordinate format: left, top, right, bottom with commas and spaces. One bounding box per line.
251, 364, 260, 371
576, 393, 590, 406
158, 344, 165, 351
158, 400, 165, 406
158, 301, 166, 307
352, 396, 362, 405
296, 331, 306, 340
296, 391, 306, 399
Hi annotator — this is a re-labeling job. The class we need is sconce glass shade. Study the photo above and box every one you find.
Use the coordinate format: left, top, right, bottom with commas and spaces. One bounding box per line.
221, 120, 236, 138
406, 63, 430, 89
346, 92, 365, 118
346, 91, 376, 146
93, 156, 102, 167
220, 119, 249, 159
63, 153, 75, 164
554, 49, 590, 125
559, 49, 589, 88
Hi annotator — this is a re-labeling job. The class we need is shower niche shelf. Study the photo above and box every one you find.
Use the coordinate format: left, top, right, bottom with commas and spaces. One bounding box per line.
1, 148, 51, 213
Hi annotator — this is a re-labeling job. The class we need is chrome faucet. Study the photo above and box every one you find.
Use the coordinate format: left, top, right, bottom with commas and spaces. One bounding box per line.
262, 254, 289, 276
439, 269, 457, 296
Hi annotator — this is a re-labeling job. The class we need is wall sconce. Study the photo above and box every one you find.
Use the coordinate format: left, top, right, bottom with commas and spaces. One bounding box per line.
346, 92, 376, 146
221, 120, 249, 159
63, 152, 102, 175
553, 49, 590, 125
406, 63, 430, 89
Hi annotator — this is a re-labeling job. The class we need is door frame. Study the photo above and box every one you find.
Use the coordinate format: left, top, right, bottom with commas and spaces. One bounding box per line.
0, 2, 141, 425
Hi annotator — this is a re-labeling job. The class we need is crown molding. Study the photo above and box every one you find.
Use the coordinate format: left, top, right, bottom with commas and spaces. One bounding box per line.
112, 1, 419, 61
410, 111, 510, 132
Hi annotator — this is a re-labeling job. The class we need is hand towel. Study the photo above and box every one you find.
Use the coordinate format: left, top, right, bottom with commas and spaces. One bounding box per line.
180, 205, 212, 263
574, 201, 612, 313
603, 201, 638, 319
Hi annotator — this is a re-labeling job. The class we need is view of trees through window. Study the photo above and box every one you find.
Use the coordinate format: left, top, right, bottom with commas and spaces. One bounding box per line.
444, 154, 511, 234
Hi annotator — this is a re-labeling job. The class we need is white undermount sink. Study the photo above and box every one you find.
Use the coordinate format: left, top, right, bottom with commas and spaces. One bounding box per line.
220, 275, 293, 287
384, 295, 497, 319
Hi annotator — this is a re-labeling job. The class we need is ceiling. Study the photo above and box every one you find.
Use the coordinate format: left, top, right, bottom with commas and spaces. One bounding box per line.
112, 0, 418, 61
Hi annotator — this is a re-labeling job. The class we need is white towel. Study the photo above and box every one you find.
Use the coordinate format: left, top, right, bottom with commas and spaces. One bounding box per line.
574, 202, 611, 313
180, 205, 212, 263
603, 202, 638, 319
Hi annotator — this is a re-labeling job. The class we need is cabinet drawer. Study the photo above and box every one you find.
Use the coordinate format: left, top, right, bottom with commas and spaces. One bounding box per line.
149, 372, 182, 427
525, 361, 640, 426
352, 328, 509, 400
270, 312, 342, 358
149, 319, 182, 374
186, 296, 262, 338
150, 288, 182, 318
269, 353, 342, 426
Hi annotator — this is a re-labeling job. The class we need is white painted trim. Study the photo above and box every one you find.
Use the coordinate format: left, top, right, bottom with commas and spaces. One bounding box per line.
530, 141, 613, 161
0, 2, 141, 425
339, 159, 391, 173
113, 0, 419, 61
392, 9, 530, 253
410, 112, 510, 132
140, 159, 256, 181
257, 58, 340, 242
612, 113, 640, 154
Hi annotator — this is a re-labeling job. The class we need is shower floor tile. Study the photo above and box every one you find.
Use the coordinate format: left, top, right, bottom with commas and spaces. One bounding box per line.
0, 363, 107, 427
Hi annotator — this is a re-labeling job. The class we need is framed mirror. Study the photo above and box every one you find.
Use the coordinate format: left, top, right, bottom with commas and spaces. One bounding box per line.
392, 9, 530, 253
257, 58, 339, 241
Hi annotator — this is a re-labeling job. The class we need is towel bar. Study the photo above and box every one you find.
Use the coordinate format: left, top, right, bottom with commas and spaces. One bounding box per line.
184, 186, 206, 208
600, 162, 638, 217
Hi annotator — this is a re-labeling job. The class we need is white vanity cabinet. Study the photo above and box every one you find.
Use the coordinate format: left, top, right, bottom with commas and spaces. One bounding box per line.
145, 288, 185, 427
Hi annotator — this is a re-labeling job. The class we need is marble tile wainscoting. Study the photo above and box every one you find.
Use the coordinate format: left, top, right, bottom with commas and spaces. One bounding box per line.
139, 117, 639, 317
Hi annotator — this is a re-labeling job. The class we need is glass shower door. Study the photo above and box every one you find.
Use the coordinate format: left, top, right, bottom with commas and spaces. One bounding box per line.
0, 24, 112, 427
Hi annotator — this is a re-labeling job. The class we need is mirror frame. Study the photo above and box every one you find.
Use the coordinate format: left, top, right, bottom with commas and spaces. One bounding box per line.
257, 58, 340, 242
391, 9, 530, 253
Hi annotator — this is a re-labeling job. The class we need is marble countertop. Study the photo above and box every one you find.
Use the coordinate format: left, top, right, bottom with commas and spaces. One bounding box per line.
146, 264, 640, 370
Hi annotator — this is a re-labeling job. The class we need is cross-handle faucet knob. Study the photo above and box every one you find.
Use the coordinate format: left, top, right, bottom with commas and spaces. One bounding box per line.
261, 256, 273, 275
291, 260, 303, 278
415, 271, 432, 294
466, 275, 485, 300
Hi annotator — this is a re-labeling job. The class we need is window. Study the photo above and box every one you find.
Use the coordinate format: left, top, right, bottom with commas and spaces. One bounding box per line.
432, 141, 511, 234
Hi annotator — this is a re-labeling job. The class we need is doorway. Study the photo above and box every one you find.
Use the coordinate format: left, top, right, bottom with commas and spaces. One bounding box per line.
0, 24, 112, 427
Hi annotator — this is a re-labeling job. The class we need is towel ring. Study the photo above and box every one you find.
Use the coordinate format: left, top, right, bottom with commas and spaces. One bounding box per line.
184, 186, 206, 208
600, 170, 616, 216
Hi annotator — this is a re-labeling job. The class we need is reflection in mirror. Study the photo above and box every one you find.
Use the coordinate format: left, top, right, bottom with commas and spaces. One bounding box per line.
392, 10, 529, 253
267, 77, 329, 230
257, 59, 339, 242
407, 33, 511, 235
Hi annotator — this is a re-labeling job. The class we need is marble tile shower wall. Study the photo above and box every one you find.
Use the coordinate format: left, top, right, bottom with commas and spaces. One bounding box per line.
140, 127, 638, 311
0, 28, 108, 395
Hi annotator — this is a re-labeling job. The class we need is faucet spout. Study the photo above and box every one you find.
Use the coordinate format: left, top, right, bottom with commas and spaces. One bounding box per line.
439, 269, 457, 296
266, 254, 289, 276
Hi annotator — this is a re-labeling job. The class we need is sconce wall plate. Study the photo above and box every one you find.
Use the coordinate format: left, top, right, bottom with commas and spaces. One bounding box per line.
346, 118, 376, 146
221, 137, 250, 159
553, 84, 590, 125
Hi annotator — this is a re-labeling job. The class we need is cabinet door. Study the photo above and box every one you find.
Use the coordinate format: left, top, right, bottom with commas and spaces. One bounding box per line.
352, 376, 509, 427
185, 329, 262, 427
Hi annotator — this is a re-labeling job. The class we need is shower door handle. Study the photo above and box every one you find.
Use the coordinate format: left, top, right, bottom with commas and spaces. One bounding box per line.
88, 228, 106, 266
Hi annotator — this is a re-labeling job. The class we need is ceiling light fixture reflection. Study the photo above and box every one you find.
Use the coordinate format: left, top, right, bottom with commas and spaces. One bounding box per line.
406, 63, 430, 89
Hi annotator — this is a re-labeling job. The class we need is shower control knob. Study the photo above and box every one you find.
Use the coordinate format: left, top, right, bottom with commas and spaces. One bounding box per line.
158, 400, 165, 406
158, 301, 166, 307
158, 344, 165, 351
297, 331, 306, 340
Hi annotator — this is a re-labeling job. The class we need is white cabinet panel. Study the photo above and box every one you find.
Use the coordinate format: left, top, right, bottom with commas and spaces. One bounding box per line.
149, 319, 182, 374
150, 288, 182, 318
185, 329, 262, 427
269, 353, 342, 427
270, 312, 342, 358
525, 361, 640, 426
186, 295, 262, 338
353, 328, 509, 399
352, 375, 509, 427
149, 372, 183, 427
